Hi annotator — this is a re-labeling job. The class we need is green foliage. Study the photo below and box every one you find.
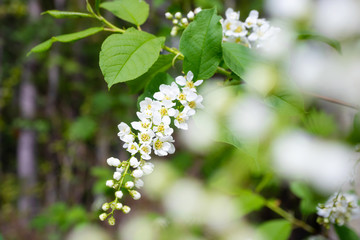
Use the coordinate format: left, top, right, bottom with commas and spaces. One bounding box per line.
266, 90, 305, 117
348, 112, 360, 143
42, 10, 93, 18
91, 167, 113, 194
100, 0, 149, 26
68, 116, 97, 141
303, 110, 337, 137
236, 189, 265, 216
27, 27, 104, 55
257, 219, 292, 240
180, 8, 223, 80
290, 181, 319, 215
99, 28, 165, 88
137, 72, 174, 106
334, 225, 360, 240
31, 202, 89, 232
222, 42, 256, 78
126, 54, 175, 93
298, 31, 342, 54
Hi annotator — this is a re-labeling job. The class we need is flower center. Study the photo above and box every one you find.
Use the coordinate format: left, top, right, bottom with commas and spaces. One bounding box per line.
188, 101, 196, 109
185, 81, 194, 89
154, 139, 163, 150
178, 93, 186, 101
160, 107, 168, 117
234, 26, 243, 33
140, 133, 150, 142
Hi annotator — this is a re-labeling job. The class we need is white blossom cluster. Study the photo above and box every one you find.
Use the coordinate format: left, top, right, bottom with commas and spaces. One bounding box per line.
99, 71, 204, 225
221, 8, 280, 48
165, 7, 202, 36
316, 192, 360, 227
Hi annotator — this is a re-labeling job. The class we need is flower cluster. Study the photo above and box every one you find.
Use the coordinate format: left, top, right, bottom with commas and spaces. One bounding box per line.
316, 192, 360, 227
165, 7, 202, 36
99, 71, 204, 225
221, 8, 280, 48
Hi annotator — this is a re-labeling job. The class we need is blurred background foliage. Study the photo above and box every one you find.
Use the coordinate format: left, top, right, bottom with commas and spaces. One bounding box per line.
1, 0, 360, 239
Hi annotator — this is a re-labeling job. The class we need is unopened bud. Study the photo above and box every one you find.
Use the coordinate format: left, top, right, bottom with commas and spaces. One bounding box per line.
102, 203, 110, 211
122, 205, 131, 214
165, 12, 173, 19
175, 12, 182, 19
108, 216, 115, 226
187, 11, 194, 20
99, 213, 107, 221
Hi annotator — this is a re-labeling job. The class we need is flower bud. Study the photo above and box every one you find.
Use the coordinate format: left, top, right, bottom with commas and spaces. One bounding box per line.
175, 12, 182, 19
181, 18, 188, 25
165, 12, 173, 19
130, 190, 141, 200
129, 157, 140, 168
170, 26, 178, 37
132, 169, 144, 178
115, 203, 123, 210
106, 180, 114, 188
172, 19, 178, 25
113, 171, 121, 181
108, 216, 115, 226
102, 203, 110, 211
194, 7, 202, 14
187, 11, 194, 20
107, 157, 120, 167
115, 190, 123, 199
99, 213, 107, 221
125, 181, 135, 189
135, 179, 144, 188
122, 205, 131, 214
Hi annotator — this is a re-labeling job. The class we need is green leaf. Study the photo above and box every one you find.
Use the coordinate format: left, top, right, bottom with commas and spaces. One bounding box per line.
257, 219, 292, 240
68, 117, 97, 141
99, 29, 165, 88
290, 181, 318, 215
137, 72, 174, 107
266, 90, 304, 117
303, 110, 337, 137
349, 112, 360, 143
298, 31, 342, 54
100, 0, 149, 26
126, 54, 175, 93
180, 8, 223, 80
41, 10, 93, 18
27, 27, 104, 56
334, 225, 360, 240
236, 189, 265, 216
222, 42, 256, 78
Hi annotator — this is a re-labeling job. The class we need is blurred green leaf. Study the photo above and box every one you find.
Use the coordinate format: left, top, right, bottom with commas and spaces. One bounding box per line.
28, 27, 104, 56
180, 8, 223, 80
126, 54, 175, 93
303, 110, 337, 137
100, 0, 149, 26
257, 219, 292, 240
266, 90, 304, 116
99, 29, 165, 88
290, 182, 317, 215
334, 225, 360, 240
42, 10, 93, 18
298, 31, 341, 54
236, 189, 265, 216
68, 116, 97, 141
348, 112, 360, 143
90, 92, 112, 114
222, 42, 256, 78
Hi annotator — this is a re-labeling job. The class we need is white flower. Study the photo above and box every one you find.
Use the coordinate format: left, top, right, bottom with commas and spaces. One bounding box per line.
99, 213, 107, 221
175, 71, 203, 92
153, 82, 180, 108
153, 122, 174, 137
122, 205, 131, 214
106, 157, 120, 167
130, 190, 141, 200
139, 97, 162, 113
132, 168, 144, 178
141, 162, 154, 175
131, 119, 152, 132
125, 181, 134, 189
186, 94, 204, 109
135, 179, 144, 189
227, 21, 248, 37
245, 10, 259, 28
139, 144, 152, 160
174, 106, 195, 130
115, 190, 123, 199
116, 166, 124, 173
177, 88, 198, 105
153, 106, 176, 125
117, 122, 131, 137
126, 142, 139, 155
113, 171, 121, 181
106, 180, 114, 188
153, 134, 175, 156
225, 8, 240, 21
119, 133, 135, 144
129, 156, 140, 168
187, 11, 195, 20
138, 129, 155, 145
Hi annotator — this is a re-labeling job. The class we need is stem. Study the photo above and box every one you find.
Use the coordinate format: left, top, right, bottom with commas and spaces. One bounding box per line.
97, 16, 125, 33
304, 91, 359, 110
265, 200, 316, 233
